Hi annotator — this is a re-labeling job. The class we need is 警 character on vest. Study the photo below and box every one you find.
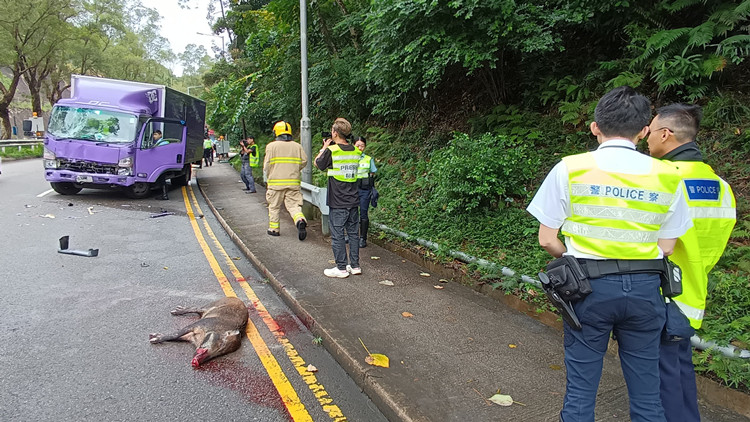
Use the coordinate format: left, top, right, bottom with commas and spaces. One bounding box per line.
647, 103, 736, 422
527, 86, 692, 422
263, 121, 308, 240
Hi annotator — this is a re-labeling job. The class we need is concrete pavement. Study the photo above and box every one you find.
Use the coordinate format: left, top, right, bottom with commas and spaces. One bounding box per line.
195, 161, 748, 422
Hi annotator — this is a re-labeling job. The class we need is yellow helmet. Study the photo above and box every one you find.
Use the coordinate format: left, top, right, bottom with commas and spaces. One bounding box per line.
273, 121, 292, 138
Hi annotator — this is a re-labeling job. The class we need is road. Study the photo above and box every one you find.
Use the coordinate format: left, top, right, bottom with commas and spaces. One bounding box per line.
0, 158, 386, 422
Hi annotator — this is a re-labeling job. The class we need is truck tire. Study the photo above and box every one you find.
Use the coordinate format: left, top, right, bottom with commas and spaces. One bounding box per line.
51, 182, 82, 195
170, 165, 191, 187
125, 182, 151, 199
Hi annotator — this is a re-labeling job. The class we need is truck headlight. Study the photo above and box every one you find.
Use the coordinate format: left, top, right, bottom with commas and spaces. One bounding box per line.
118, 157, 133, 167
44, 159, 58, 169
117, 167, 132, 176
43, 147, 56, 160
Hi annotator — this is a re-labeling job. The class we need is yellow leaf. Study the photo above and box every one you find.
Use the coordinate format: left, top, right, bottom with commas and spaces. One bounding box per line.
365, 353, 390, 368
549, 364, 562, 370
402, 311, 414, 318
232, 257, 241, 261
433, 285, 444, 290
420, 272, 430, 277
371, 256, 381, 260
508, 344, 517, 348
439, 279, 449, 283
163, 267, 168, 270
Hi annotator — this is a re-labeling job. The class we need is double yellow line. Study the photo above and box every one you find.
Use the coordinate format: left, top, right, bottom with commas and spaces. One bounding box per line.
181, 185, 346, 422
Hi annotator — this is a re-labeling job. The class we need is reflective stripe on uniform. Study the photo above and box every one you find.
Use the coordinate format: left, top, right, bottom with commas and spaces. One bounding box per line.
673, 299, 705, 322
269, 157, 303, 164
689, 207, 736, 220
267, 179, 301, 186
571, 204, 667, 225
562, 220, 660, 243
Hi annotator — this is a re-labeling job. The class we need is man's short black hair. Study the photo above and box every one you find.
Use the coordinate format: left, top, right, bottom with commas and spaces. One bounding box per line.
594, 86, 651, 139
656, 103, 702, 143
154, 130, 162, 135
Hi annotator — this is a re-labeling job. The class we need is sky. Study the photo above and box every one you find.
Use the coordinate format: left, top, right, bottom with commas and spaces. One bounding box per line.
150, 0, 227, 76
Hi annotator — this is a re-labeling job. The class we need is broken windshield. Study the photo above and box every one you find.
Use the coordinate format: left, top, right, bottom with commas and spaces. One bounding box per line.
48, 106, 139, 144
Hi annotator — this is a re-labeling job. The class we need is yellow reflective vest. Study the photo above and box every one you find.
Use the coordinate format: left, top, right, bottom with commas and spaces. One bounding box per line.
561, 152, 683, 259
668, 161, 736, 328
327, 144, 359, 182
249, 146, 260, 167
357, 154, 372, 179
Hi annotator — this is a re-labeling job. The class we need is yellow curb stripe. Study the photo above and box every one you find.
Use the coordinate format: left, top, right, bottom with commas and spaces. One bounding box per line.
187, 185, 347, 422
181, 186, 313, 422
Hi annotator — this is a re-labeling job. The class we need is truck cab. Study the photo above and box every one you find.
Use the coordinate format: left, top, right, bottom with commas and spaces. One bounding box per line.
43, 75, 205, 198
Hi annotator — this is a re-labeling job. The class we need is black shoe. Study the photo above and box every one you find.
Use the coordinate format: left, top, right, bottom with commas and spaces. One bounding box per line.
267, 230, 280, 236
242, 188, 251, 191
359, 238, 367, 248
249, 190, 257, 193
297, 220, 307, 241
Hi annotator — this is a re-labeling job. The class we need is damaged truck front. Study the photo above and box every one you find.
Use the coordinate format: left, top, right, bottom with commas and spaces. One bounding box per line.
43, 75, 206, 198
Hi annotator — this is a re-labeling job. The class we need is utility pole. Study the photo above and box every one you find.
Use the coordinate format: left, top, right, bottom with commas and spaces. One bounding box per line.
299, 0, 311, 184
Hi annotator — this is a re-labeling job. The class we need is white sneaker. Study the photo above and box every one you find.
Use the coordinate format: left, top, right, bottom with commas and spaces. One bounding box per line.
346, 265, 362, 275
324, 267, 350, 278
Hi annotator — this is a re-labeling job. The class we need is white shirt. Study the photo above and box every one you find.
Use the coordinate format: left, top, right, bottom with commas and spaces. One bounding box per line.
526, 139, 692, 259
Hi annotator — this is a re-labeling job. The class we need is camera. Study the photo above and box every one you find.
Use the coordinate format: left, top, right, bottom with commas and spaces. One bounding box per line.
321, 131, 332, 138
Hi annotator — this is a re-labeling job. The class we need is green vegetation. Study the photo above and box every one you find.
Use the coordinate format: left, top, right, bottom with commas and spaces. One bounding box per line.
202, 0, 749, 391
0, 144, 43, 159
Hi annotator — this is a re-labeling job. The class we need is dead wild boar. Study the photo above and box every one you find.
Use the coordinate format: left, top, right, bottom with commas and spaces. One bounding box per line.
149, 297, 248, 368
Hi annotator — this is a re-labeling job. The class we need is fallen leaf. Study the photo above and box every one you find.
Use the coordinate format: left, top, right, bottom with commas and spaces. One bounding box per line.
509, 344, 517, 348
370, 256, 380, 260
306, 364, 318, 373
365, 353, 390, 368
41, 214, 55, 219
433, 285, 444, 290
87, 207, 95, 215
489, 394, 514, 406
140, 262, 149, 268
549, 364, 562, 370
402, 260, 406, 263
439, 279, 449, 283
163, 267, 169, 270
379, 280, 394, 286
232, 257, 241, 261
328, 260, 336, 264
420, 272, 430, 277
401, 311, 414, 318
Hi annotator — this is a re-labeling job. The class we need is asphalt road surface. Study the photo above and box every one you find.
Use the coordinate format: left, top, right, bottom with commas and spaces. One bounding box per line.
0, 158, 386, 422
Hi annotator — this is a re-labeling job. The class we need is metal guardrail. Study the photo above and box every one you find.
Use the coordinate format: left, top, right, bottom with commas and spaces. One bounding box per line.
300, 181, 330, 235
0, 139, 43, 152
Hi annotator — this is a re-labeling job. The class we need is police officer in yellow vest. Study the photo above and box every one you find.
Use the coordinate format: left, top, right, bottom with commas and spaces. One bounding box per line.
203, 137, 214, 167
315, 118, 362, 278
646, 104, 736, 422
354, 136, 377, 248
239, 136, 258, 193
527, 87, 692, 422
264, 121, 308, 240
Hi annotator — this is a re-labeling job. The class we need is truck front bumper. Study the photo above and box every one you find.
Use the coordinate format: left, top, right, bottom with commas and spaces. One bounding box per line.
45, 170, 136, 187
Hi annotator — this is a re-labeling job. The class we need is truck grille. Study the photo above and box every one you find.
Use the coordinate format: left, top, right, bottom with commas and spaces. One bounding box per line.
58, 159, 118, 175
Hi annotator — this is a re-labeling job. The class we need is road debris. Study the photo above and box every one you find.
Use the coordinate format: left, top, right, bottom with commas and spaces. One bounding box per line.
57, 236, 99, 257
370, 256, 380, 260
149, 212, 175, 218
401, 311, 414, 318
420, 272, 430, 277
379, 280, 394, 286
434, 285, 445, 290
306, 364, 318, 373
40, 214, 55, 219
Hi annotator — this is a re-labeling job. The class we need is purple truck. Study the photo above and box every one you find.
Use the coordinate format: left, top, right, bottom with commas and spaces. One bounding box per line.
43, 75, 206, 198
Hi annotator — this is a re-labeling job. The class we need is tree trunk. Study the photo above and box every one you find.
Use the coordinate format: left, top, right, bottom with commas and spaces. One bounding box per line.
333, 0, 359, 50
311, 0, 338, 56
0, 68, 23, 140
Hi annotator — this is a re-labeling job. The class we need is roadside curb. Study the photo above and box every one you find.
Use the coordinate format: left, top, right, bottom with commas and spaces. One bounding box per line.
196, 180, 419, 422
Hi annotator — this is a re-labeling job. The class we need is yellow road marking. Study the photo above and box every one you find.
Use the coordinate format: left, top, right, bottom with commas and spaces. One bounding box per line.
187, 185, 347, 421
181, 186, 313, 422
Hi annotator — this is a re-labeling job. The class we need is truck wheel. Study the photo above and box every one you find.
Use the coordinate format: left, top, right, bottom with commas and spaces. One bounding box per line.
125, 182, 151, 199
170, 165, 191, 187
51, 182, 82, 195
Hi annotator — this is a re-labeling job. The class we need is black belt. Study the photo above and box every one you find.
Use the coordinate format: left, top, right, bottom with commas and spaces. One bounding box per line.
576, 258, 666, 279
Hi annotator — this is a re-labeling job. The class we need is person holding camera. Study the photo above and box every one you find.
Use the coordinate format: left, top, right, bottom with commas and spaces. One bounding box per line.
526, 86, 692, 422
239, 136, 258, 193
315, 118, 361, 278
264, 121, 308, 240
646, 104, 736, 422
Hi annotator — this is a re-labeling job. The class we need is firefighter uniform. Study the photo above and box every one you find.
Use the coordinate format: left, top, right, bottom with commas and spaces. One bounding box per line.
264, 122, 307, 239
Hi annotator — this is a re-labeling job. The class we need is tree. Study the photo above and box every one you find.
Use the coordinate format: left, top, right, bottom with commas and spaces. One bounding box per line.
0, 0, 76, 138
